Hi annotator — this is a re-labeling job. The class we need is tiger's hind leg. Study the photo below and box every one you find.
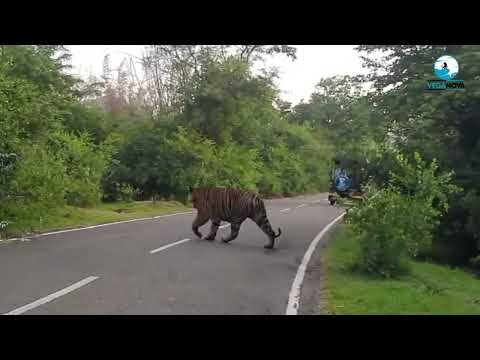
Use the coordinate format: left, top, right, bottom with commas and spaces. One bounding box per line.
192, 212, 209, 239
204, 218, 220, 241
252, 211, 281, 249
222, 222, 242, 244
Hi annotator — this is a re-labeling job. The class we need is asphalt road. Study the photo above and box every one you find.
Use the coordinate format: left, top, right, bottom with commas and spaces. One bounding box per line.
0, 193, 343, 315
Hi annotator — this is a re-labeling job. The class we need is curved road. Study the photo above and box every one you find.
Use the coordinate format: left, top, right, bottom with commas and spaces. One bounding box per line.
0, 193, 343, 315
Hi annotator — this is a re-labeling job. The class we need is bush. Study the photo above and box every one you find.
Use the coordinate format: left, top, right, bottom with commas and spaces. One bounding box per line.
257, 170, 283, 196
117, 183, 137, 202
213, 142, 261, 191
348, 189, 411, 277
47, 130, 115, 207
63, 103, 111, 144
348, 152, 461, 277
261, 143, 307, 195
2, 144, 68, 233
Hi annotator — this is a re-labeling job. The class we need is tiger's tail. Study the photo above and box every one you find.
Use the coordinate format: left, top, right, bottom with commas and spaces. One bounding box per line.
274, 227, 282, 238
254, 198, 281, 240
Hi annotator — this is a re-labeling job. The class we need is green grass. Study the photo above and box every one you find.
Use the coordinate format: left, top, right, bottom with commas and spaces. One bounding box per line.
324, 225, 480, 315
6, 200, 192, 238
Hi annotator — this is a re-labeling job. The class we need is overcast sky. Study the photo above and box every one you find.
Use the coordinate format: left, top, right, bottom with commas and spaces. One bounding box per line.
67, 45, 368, 105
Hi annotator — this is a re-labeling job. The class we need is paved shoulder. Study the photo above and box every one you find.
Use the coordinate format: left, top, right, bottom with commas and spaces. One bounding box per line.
297, 221, 343, 315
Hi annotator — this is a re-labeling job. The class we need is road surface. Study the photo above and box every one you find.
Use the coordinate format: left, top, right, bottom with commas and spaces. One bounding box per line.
0, 193, 343, 315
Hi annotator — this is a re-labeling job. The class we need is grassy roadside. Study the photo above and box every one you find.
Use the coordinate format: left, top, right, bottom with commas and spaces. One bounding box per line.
323, 225, 480, 315
3, 200, 192, 239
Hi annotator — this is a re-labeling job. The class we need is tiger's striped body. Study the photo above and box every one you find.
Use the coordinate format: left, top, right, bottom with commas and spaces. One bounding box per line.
191, 187, 281, 249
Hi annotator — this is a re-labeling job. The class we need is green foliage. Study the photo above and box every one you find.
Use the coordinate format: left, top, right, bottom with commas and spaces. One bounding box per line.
1, 47, 74, 235
389, 152, 461, 210
348, 188, 411, 277
164, 126, 262, 195
348, 152, 461, 277
62, 103, 112, 144
214, 142, 262, 190
47, 131, 114, 207
165, 126, 218, 193
0, 46, 119, 235
284, 124, 333, 192
116, 183, 137, 202
0, 61, 64, 145
184, 56, 279, 147
0, 152, 17, 195
0, 45, 78, 95
2, 144, 68, 233
354, 45, 480, 266
264, 143, 307, 194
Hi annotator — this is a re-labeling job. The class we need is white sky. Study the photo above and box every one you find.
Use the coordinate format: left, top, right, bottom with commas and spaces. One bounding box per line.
67, 45, 368, 105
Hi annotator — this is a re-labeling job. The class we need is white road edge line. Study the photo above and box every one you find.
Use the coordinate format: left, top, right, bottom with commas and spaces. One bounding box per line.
5, 211, 195, 241
280, 208, 291, 213
285, 212, 346, 315
4, 276, 99, 315
149, 238, 192, 254
296, 204, 308, 209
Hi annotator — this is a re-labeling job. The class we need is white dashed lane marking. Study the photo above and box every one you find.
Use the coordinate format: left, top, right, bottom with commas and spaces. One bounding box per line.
149, 238, 192, 254
4, 276, 99, 315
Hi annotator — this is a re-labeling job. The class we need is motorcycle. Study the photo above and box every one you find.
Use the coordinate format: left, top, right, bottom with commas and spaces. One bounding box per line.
328, 158, 364, 206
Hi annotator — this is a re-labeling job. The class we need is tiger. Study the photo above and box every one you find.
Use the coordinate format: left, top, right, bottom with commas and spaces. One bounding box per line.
190, 187, 282, 249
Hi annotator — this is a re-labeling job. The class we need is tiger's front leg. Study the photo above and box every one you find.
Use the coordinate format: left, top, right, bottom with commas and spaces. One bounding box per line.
192, 212, 209, 239
222, 222, 242, 244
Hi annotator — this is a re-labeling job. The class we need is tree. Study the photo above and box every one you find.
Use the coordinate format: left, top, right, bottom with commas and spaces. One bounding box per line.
233, 45, 297, 64
0, 45, 79, 95
355, 45, 480, 264
140, 45, 297, 118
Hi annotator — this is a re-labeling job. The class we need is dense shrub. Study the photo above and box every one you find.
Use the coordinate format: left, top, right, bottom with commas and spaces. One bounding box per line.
47, 131, 115, 207
348, 188, 411, 277
348, 152, 461, 277
2, 144, 68, 233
